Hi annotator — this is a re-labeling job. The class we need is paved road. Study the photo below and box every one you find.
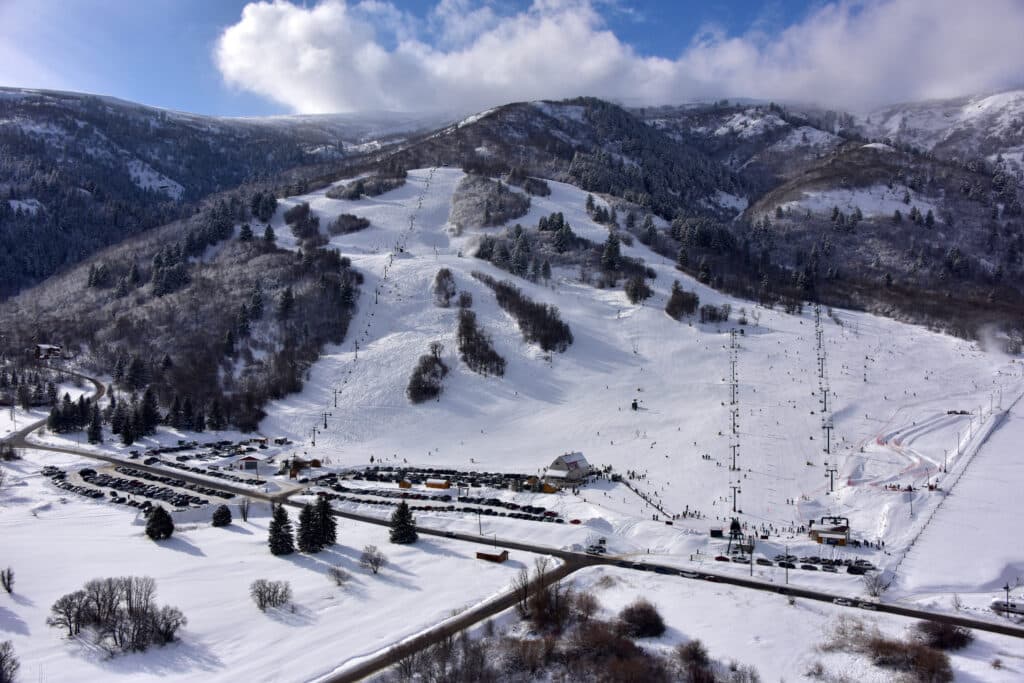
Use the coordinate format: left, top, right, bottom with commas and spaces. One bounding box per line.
8, 369, 1024, 682
2, 366, 105, 447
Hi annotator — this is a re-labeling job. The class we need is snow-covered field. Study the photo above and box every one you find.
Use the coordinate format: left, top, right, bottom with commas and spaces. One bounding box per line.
0, 447, 543, 683
780, 183, 940, 220
554, 566, 1024, 682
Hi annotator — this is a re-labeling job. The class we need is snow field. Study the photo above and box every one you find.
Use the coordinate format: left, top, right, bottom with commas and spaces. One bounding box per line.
555, 565, 1024, 682
0, 448, 546, 683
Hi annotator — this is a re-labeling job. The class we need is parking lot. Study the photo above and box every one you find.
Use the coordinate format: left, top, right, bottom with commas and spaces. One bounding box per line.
43, 464, 235, 510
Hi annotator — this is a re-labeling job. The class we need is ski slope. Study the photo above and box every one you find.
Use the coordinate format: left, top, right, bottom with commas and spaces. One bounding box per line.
258, 167, 1022, 585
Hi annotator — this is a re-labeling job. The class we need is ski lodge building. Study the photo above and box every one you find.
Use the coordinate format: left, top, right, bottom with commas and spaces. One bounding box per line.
544, 451, 591, 486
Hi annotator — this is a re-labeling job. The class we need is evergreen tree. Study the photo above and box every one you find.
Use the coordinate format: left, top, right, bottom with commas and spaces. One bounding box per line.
677, 246, 689, 270
389, 501, 418, 544
121, 413, 136, 446
268, 504, 295, 555
208, 398, 225, 431
263, 224, 276, 245
297, 503, 322, 553
315, 495, 337, 547
223, 328, 236, 356
211, 505, 232, 527
87, 404, 103, 444
146, 506, 174, 540
250, 281, 265, 319
238, 223, 253, 242
541, 259, 552, 283
140, 388, 160, 435
182, 396, 194, 431
276, 287, 294, 320
601, 233, 621, 272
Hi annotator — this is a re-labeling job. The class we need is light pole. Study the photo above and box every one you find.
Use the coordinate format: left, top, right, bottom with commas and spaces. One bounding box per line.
1003, 583, 1012, 616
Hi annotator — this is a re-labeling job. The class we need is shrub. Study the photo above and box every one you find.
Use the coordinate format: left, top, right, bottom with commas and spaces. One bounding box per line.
699, 303, 730, 324
915, 620, 974, 650
250, 579, 291, 611
624, 275, 652, 304
211, 505, 232, 527
360, 545, 388, 573
145, 505, 174, 540
573, 592, 600, 624
677, 639, 710, 669
617, 599, 665, 638
327, 566, 351, 586
866, 636, 952, 682
328, 213, 370, 236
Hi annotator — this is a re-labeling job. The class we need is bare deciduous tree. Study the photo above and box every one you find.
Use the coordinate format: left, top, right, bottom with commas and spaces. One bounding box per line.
863, 572, 892, 598
250, 579, 292, 612
360, 545, 388, 574
0, 640, 19, 683
327, 566, 350, 587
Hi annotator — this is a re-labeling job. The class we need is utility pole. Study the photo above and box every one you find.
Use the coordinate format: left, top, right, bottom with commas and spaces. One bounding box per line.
322, 411, 332, 429
825, 464, 838, 492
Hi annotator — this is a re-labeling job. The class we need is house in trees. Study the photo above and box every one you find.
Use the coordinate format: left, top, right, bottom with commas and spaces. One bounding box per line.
34, 343, 63, 359
545, 451, 591, 486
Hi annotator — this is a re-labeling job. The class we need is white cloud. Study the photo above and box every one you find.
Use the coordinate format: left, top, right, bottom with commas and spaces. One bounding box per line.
215, 0, 1024, 115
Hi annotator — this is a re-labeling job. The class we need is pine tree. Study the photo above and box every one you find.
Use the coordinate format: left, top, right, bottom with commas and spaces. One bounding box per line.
146, 506, 175, 540
250, 282, 265, 319
297, 503, 322, 553
389, 501, 418, 544
223, 329, 236, 356
268, 505, 295, 556
315, 495, 337, 547
541, 259, 552, 283
140, 388, 160, 435
87, 404, 103, 444
263, 224, 276, 245
208, 398, 225, 431
601, 233, 621, 272
239, 223, 253, 242
211, 504, 232, 527
277, 287, 294, 320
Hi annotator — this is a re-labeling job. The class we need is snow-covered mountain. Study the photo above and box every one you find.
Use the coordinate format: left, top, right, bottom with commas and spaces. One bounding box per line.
861, 90, 1024, 175
0, 87, 455, 295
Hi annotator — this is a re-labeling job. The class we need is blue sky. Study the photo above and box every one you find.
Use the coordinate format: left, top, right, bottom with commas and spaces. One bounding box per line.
1, 1, 1022, 116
